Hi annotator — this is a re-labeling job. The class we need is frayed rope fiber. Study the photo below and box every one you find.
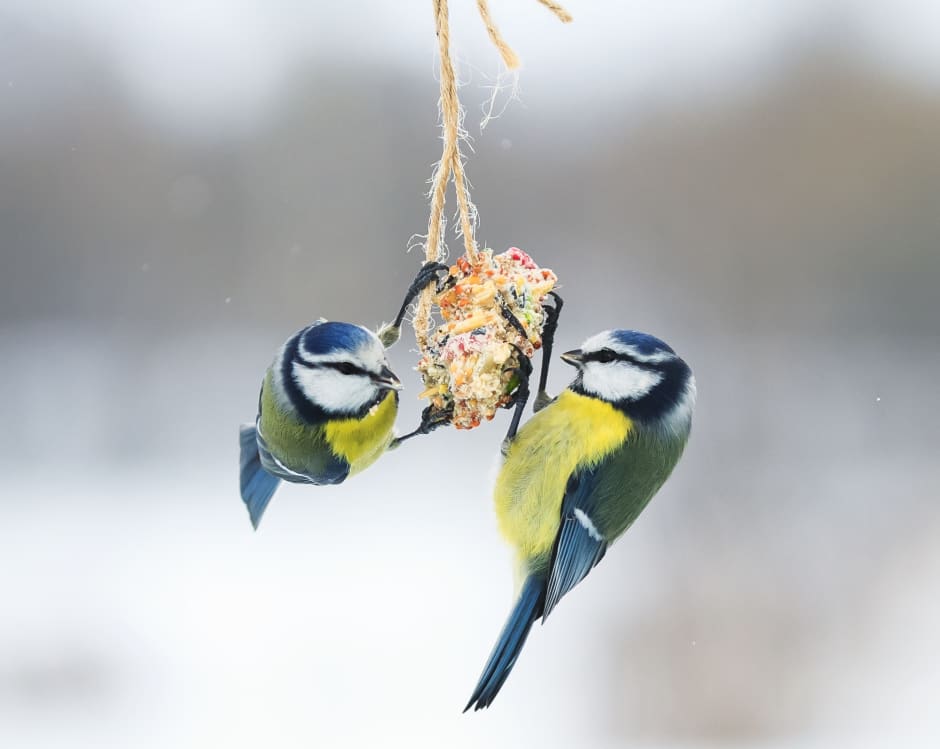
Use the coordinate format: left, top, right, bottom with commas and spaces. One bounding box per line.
477, 0, 573, 69
414, 0, 571, 350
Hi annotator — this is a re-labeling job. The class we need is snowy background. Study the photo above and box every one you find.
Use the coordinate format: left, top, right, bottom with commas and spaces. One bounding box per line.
2, 1, 939, 747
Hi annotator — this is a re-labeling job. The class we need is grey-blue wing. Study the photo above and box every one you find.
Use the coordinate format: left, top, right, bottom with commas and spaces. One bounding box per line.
543, 468, 608, 620
256, 425, 349, 485
543, 429, 685, 619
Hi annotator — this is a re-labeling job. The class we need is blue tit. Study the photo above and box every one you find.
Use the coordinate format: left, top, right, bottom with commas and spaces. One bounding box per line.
238, 262, 448, 529
465, 329, 696, 710
239, 321, 403, 529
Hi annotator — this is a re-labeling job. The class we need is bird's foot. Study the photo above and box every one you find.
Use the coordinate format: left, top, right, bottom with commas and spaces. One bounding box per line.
390, 403, 453, 448
379, 261, 452, 348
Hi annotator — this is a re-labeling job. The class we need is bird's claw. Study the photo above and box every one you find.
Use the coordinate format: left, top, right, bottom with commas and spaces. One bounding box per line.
502, 343, 533, 444
501, 343, 532, 409
380, 262, 453, 347
390, 403, 453, 448
533, 291, 564, 411
499, 297, 530, 343
416, 261, 452, 295
541, 291, 563, 339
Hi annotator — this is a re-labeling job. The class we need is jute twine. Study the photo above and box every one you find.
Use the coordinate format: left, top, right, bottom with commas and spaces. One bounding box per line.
414, 0, 571, 350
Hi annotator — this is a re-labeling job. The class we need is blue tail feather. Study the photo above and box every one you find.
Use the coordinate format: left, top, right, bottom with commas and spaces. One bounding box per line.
239, 424, 280, 530
464, 575, 545, 711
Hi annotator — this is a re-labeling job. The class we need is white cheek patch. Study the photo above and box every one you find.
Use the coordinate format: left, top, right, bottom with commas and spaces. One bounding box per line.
292, 364, 378, 414
581, 361, 662, 403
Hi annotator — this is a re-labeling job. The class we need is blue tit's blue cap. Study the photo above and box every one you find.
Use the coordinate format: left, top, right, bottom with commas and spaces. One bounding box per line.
610, 330, 676, 356
302, 321, 374, 354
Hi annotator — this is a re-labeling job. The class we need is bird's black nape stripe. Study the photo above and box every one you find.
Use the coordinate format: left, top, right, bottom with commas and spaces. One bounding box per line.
281, 332, 330, 423
621, 358, 690, 423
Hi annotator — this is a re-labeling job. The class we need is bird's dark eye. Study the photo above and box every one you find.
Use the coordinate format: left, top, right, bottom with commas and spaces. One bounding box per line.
595, 348, 617, 363
335, 362, 361, 376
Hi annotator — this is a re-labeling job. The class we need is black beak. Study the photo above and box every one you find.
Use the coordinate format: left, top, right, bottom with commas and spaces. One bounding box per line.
372, 365, 402, 391
560, 349, 584, 366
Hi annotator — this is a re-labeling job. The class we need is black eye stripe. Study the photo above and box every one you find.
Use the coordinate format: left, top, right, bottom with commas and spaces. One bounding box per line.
295, 358, 369, 376
582, 349, 659, 369
582, 349, 630, 363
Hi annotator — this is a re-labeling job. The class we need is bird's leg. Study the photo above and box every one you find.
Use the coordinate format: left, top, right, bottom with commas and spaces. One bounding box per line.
377, 261, 452, 347
501, 345, 533, 453
389, 403, 453, 449
396, 261, 452, 327
533, 291, 563, 412
496, 294, 535, 427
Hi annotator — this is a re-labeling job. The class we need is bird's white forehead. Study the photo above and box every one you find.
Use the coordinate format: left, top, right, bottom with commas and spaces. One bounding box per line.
580, 330, 619, 352
580, 330, 675, 364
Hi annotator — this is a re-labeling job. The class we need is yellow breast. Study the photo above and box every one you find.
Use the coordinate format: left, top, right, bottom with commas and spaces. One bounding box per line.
494, 390, 632, 562
324, 391, 398, 475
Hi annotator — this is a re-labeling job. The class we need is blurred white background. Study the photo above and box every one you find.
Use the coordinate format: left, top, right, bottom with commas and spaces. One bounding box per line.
2, 1, 939, 747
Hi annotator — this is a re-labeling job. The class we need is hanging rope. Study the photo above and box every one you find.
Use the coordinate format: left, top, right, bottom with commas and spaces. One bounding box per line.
414, 0, 571, 350
477, 0, 572, 69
